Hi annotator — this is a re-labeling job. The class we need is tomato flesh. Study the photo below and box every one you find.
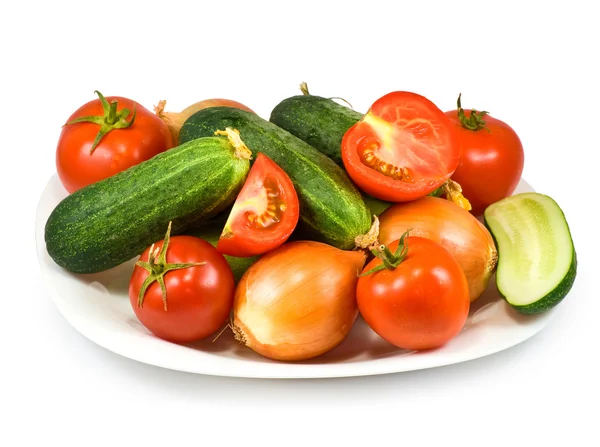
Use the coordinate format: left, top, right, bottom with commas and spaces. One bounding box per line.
342, 91, 460, 202
217, 153, 299, 257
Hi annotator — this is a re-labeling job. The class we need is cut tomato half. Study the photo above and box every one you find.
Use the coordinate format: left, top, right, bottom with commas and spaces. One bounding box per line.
217, 153, 300, 257
341, 91, 460, 202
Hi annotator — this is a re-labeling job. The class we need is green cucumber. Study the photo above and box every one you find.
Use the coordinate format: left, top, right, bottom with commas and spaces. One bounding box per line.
484, 192, 577, 315
179, 107, 372, 250
269, 89, 445, 207
45, 133, 251, 274
269, 93, 362, 167
362, 193, 392, 217
185, 222, 259, 284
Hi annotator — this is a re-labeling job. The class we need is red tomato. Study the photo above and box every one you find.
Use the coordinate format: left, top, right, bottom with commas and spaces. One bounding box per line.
57, 91, 174, 193
445, 95, 524, 215
356, 234, 470, 351
217, 153, 300, 257
129, 223, 235, 344
342, 91, 460, 202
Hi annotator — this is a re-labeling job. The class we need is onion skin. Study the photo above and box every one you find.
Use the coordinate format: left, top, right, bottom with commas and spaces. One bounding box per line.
154, 99, 255, 143
378, 196, 498, 302
233, 241, 366, 361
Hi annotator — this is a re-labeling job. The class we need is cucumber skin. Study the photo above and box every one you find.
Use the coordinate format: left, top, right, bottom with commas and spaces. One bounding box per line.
45, 137, 249, 274
269, 95, 362, 167
509, 251, 577, 315
179, 107, 372, 250
185, 223, 258, 284
483, 199, 577, 315
268, 94, 442, 208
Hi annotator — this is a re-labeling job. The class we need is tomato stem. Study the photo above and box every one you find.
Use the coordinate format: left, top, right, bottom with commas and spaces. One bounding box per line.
63, 90, 137, 154
107, 99, 119, 124
135, 221, 206, 311
456, 93, 490, 132
359, 230, 411, 276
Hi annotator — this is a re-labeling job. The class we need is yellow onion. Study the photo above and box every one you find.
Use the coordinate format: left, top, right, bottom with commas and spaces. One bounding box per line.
378, 196, 498, 302
232, 241, 366, 361
154, 99, 255, 143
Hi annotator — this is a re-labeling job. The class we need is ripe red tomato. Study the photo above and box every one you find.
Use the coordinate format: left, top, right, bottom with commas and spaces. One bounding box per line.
57, 91, 174, 193
445, 95, 524, 215
341, 91, 460, 202
216, 153, 300, 257
356, 233, 470, 351
129, 222, 235, 344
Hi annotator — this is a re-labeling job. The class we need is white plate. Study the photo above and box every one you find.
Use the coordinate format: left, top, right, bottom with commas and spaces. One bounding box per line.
36, 175, 557, 379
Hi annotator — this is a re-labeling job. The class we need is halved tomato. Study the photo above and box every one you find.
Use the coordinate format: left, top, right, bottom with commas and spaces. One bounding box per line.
341, 91, 461, 202
216, 153, 300, 257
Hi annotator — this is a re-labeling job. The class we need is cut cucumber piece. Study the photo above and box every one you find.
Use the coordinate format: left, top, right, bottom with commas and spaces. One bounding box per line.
484, 192, 577, 315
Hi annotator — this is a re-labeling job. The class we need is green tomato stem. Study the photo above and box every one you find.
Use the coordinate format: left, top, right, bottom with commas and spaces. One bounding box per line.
63, 90, 137, 154
135, 221, 206, 311
456, 93, 490, 132
359, 229, 412, 276
107, 99, 119, 124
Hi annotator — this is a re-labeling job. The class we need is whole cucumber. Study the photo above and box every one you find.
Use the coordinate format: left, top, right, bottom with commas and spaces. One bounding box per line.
45, 133, 251, 273
179, 107, 372, 250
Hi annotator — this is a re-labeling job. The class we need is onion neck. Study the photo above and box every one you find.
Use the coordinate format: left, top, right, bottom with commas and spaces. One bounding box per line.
153, 99, 169, 122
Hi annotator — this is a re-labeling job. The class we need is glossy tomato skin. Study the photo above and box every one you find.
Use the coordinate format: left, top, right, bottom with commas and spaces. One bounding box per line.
357, 237, 470, 351
57, 95, 174, 193
445, 110, 524, 215
217, 153, 299, 258
129, 236, 234, 344
342, 91, 460, 202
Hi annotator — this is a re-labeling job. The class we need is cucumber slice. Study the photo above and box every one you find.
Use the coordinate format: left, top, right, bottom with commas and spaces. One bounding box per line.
484, 192, 577, 315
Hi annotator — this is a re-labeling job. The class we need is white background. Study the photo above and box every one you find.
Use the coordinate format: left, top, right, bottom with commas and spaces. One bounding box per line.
1, 1, 597, 446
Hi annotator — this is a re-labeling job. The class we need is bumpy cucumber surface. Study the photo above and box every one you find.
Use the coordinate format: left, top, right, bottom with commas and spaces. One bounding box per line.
269, 95, 362, 167
268, 93, 443, 207
45, 136, 250, 274
179, 107, 372, 250
484, 192, 577, 315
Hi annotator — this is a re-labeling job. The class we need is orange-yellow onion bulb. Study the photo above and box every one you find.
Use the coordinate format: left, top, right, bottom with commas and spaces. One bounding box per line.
154, 99, 255, 143
378, 196, 498, 302
232, 241, 366, 361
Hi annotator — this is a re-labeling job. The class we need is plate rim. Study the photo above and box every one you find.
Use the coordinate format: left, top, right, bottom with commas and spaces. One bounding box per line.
36, 175, 558, 379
